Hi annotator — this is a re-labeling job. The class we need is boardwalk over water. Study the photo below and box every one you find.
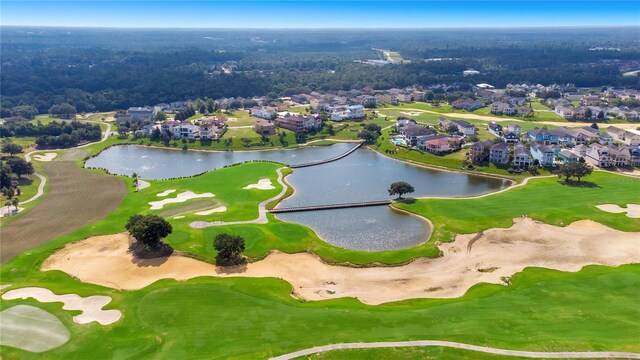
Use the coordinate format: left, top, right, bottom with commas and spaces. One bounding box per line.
290, 141, 365, 168
269, 200, 392, 214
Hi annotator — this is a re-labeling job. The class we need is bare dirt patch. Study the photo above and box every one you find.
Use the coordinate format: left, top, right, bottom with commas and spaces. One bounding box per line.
0, 305, 70, 353
42, 218, 640, 304
2, 287, 122, 325
596, 204, 640, 218
1, 161, 126, 264
194, 206, 227, 215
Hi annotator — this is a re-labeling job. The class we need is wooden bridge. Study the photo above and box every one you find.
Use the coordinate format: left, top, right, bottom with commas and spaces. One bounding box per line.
290, 141, 365, 168
269, 200, 392, 214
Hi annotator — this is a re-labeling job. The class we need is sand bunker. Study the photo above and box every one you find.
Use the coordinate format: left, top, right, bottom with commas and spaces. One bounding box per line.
32, 152, 57, 162
243, 178, 275, 190
596, 204, 640, 218
157, 189, 176, 197
173, 215, 185, 219
41, 219, 640, 304
148, 191, 215, 210
0, 305, 70, 353
2, 287, 122, 325
137, 180, 150, 190
400, 111, 424, 117
0, 206, 23, 217
194, 206, 227, 215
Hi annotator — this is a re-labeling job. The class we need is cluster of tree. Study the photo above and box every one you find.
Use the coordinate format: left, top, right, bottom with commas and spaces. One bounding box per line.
1, 118, 102, 146
125, 214, 173, 249
388, 181, 415, 199
358, 123, 382, 144
174, 107, 197, 121
1, 141, 33, 204
213, 234, 246, 266
554, 162, 593, 183
2, 27, 638, 115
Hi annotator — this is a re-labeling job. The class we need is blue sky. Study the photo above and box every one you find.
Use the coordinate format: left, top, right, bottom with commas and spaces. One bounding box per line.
2, 1, 639, 28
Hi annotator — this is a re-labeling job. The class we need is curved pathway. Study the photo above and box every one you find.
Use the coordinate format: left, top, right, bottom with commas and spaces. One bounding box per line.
384, 106, 640, 129
190, 166, 289, 228
270, 340, 640, 360
19, 122, 111, 206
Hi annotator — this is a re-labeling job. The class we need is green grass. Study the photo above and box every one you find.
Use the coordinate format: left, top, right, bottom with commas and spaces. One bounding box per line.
1, 261, 638, 359
396, 171, 640, 243
306, 347, 586, 360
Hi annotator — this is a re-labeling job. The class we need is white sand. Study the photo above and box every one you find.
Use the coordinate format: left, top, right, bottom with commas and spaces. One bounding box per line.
157, 189, 176, 197
0, 284, 11, 291
0, 305, 70, 353
42, 218, 640, 304
400, 111, 423, 117
32, 152, 57, 162
173, 215, 185, 219
0, 206, 23, 217
137, 180, 150, 190
596, 204, 640, 218
2, 287, 122, 325
194, 206, 227, 215
148, 191, 215, 210
243, 178, 275, 190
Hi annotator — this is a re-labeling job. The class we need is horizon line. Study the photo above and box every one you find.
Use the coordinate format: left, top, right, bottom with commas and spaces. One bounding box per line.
2, 24, 639, 30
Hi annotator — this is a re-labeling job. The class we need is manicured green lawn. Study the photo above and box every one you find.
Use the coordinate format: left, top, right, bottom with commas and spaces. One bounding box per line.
308, 347, 585, 360
1, 262, 638, 359
396, 171, 640, 243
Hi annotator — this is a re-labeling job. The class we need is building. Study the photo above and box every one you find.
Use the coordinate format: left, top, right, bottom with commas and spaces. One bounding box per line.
276, 114, 321, 134
128, 107, 156, 122
331, 105, 366, 121
506, 123, 522, 135
418, 135, 458, 154
200, 121, 226, 140
489, 142, 510, 164
250, 107, 278, 120
254, 120, 276, 136
172, 124, 201, 140
556, 149, 581, 164
438, 118, 475, 136
463, 69, 480, 76
530, 144, 554, 166
513, 144, 533, 167
585, 144, 612, 167
487, 121, 503, 136
400, 125, 436, 146
469, 140, 492, 162
502, 132, 520, 144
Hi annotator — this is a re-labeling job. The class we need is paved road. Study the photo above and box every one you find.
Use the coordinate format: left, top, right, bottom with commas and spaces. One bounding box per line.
270, 340, 640, 360
19, 122, 112, 206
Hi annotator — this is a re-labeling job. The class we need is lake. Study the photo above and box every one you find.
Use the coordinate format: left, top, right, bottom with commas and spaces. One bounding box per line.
86, 144, 507, 251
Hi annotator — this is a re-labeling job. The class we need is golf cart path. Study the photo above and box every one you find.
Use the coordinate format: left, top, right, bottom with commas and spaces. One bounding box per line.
20, 122, 111, 205
190, 166, 288, 228
386, 107, 640, 129
270, 340, 640, 360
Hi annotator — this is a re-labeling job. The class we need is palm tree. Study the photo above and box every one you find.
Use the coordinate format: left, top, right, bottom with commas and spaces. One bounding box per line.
132, 172, 139, 191
11, 197, 19, 211
4, 201, 11, 214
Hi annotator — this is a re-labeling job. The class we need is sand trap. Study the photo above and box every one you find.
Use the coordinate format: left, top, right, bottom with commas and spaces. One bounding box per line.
243, 178, 275, 190
596, 204, 640, 218
157, 189, 176, 197
32, 152, 57, 162
194, 206, 227, 215
137, 180, 150, 190
400, 111, 424, 117
2, 287, 122, 325
173, 215, 185, 219
41, 219, 640, 304
0, 305, 70, 353
0, 206, 23, 217
0, 284, 11, 291
148, 191, 215, 210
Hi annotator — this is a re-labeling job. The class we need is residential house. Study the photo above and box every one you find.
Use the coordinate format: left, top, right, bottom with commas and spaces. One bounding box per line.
623, 129, 640, 146
250, 107, 278, 120
396, 119, 417, 128
438, 118, 475, 136
585, 144, 612, 167
331, 105, 366, 121
400, 125, 436, 146
469, 140, 492, 162
452, 99, 482, 111
128, 107, 156, 121
513, 144, 533, 167
172, 123, 200, 140
609, 146, 631, 167
530, 144, 554, 166
418, 135, 461, 154
581, 95, 600, 106
517, 106, 533, 117
489, 142, 510, 164
555, 105, 575, 119
200, 121, 226, 140
276, 114, 321, 134
527, 129, 559, 145
487, 121, 503, 136
502, 132, 520, 144
556, 149, 581, 164
507, 123, 522, 135
253, 120, 276, 136
606, 126, 626, 143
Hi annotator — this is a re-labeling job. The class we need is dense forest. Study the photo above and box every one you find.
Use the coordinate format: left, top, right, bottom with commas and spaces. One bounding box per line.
1, 27, 639, 114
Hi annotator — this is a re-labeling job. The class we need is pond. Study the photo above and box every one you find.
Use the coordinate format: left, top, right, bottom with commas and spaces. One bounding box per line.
86, 144, 507, 251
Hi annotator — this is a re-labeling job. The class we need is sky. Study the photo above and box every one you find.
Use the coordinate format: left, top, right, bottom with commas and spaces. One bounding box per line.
1, 1, 639, 28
